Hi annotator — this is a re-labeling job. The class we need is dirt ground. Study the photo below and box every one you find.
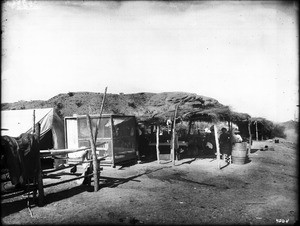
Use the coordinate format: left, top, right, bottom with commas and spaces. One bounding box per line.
1, 139, 298, 225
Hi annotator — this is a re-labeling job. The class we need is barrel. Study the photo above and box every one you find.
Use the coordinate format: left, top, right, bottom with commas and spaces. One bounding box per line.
231, 142, 248, 165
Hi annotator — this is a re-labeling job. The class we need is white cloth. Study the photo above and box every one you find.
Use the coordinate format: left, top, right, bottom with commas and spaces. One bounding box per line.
232, 134, 243, 143
206, 142, 213, 149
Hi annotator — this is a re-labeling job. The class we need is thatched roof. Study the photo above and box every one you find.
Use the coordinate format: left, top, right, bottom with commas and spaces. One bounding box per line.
136, 92, 251, 125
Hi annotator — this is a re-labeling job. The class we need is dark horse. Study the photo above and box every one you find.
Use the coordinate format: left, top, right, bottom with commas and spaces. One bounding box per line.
1, 133, 44, 206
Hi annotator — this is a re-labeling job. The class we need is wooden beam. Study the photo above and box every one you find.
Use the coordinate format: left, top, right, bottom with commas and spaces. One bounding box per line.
156, 125, 160, 164
86, 114, 99, 192
213, 125, 221, 169
39, 147, 92, 156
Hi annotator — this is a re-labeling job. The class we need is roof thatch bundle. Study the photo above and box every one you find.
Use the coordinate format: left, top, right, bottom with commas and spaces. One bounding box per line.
182, 106, 250, 123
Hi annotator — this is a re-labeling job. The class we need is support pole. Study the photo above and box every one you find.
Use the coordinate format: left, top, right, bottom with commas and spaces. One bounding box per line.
94, 87, 107, 145
255, 121, 258, 141
248, 120, 252, 155
171, 104, 179, 166
32, 110, 35, 134
86, 114, 99, 192
213, 125, 221, 169
35, 123, 44, 206
188, 120, 192, 137
110, 117, 115, 168
156, 125, 160, 164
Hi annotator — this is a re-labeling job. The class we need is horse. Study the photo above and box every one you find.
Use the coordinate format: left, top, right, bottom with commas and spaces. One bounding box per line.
1, 133, 44, 206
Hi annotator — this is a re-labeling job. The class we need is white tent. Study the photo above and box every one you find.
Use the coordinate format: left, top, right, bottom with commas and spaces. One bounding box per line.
1, 108, 65, 150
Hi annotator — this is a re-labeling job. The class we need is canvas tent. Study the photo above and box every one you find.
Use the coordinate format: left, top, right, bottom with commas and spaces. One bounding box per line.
1, 108, 65, 150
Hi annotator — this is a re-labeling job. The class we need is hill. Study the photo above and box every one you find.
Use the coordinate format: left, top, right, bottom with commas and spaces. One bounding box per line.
280, 120, 298, 131
1, 91, 222, 121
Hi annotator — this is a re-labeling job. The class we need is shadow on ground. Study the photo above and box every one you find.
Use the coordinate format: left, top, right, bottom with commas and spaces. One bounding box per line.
99, 166, 171, 189
1, 164, 174, 218
1, 185, 92, 217
250, 148, 259, 154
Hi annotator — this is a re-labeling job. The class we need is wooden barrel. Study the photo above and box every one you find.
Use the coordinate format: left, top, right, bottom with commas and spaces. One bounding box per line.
231, 142, 248, 165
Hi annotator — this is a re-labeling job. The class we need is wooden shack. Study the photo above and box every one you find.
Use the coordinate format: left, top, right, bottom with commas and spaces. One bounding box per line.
64, 114, 138, 167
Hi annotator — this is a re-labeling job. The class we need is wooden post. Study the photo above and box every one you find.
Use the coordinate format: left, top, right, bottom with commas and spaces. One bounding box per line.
255, 121, 258, 141
156, 125, 160, 164
86, 114, 99, 192
94, 87, 107, 145
188, 120, 192, 136
35, 123, 44, 206
136, 121, 141, 163
32, 110, 35, 134
171, 104, 179, 166
213, 125, 221, 169
248, 120, 252, 155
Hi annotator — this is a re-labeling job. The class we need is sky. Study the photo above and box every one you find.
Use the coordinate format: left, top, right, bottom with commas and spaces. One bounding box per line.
1, 0, 298, 123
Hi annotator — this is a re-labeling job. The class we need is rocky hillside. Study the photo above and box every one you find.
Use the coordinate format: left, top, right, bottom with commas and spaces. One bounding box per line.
2, 92, 296, 140
1, 91, 222, 121
280, 120, 298, 131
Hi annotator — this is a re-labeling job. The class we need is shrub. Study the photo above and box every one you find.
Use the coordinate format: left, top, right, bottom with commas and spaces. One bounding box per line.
128, 102, 136, 108
55, 108, 64, 119
75, 100, 82, 107
272, 124, 286, 139
68, 92, 74, 97
56, 102, 63, 109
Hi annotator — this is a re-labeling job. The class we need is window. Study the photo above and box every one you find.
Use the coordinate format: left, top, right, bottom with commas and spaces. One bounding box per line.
77, 117, 111, 139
